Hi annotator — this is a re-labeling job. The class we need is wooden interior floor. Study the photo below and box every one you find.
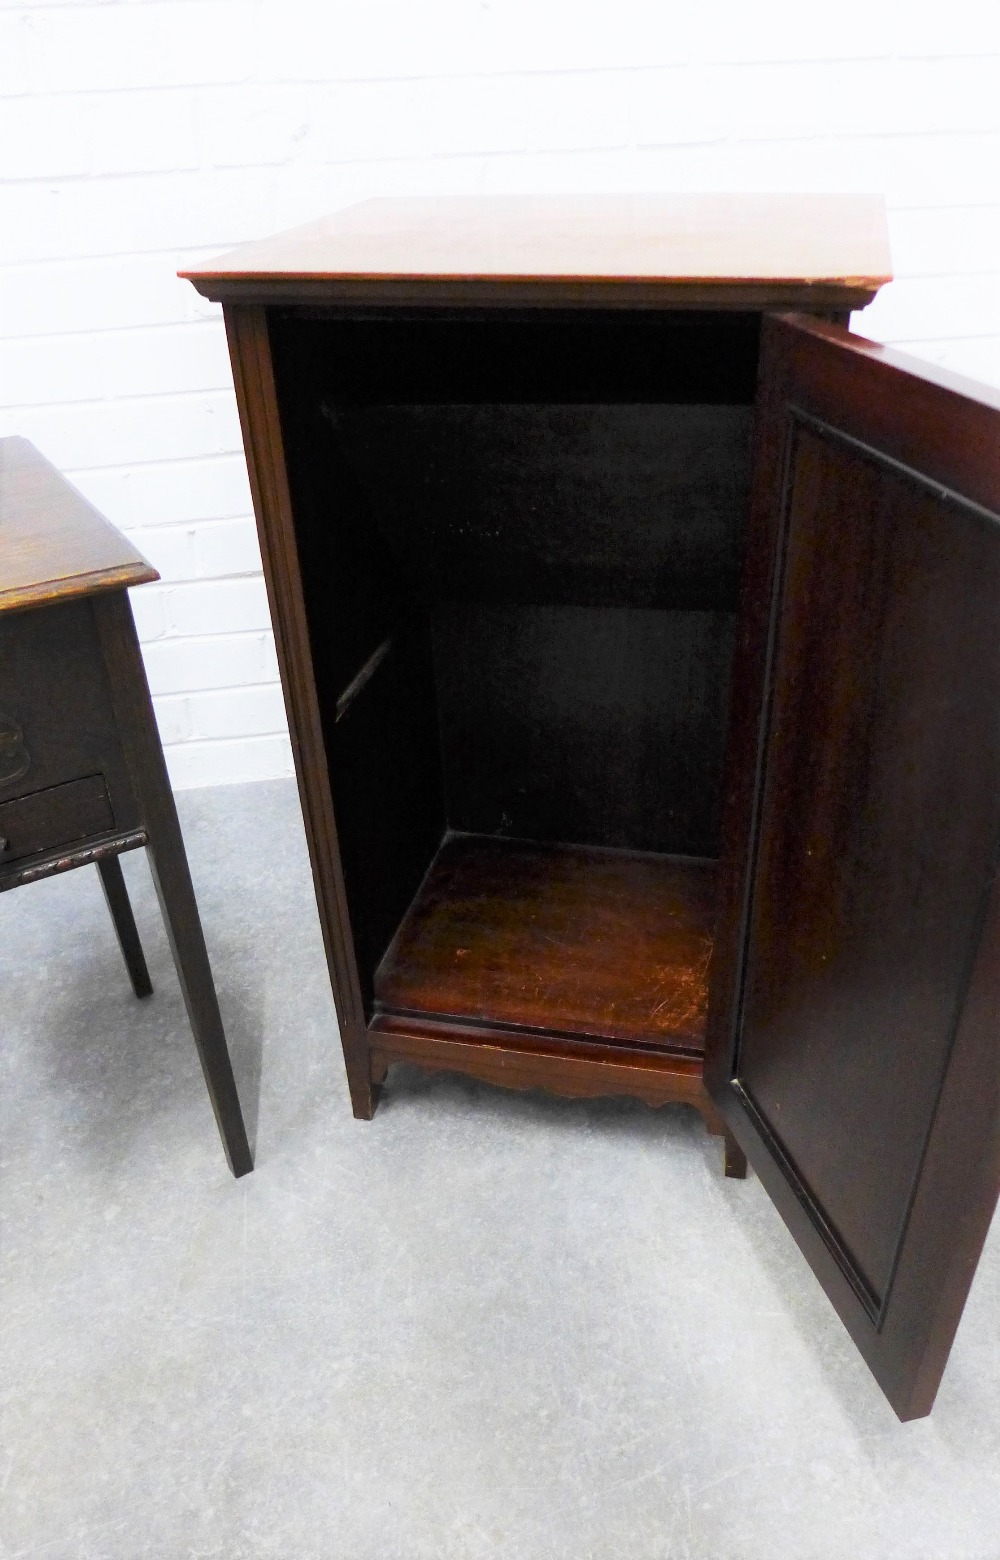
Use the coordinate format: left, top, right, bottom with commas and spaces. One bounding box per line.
373, 833, 719, 1052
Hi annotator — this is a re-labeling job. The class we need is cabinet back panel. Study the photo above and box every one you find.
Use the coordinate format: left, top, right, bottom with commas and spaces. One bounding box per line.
434, 603, 733, 857
333, 403, 751, 611
269, 309, 761, 404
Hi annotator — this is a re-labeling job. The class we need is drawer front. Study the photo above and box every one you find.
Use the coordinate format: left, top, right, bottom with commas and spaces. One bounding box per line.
0, 600, 141, 836
0, 774, 114, 864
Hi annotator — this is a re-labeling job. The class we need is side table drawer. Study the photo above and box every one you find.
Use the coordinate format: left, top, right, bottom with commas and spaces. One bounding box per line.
0, 774, 114, 864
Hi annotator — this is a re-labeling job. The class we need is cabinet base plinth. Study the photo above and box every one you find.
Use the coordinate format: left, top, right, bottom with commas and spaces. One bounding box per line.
366, 1010, 735, 1169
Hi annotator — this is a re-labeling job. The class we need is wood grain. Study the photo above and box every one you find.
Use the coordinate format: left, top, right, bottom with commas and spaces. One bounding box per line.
0, 772, 113, 863
374, 833, 718, 1052
182, 194, 891, 310
706, 312, 1000, 1419
189, 209, 895, 1189
223, 304, 376, 1119
0, 597, 143, 836
0, 438, 157, 612
94, 591, 254, 1178
369, 1010, 718, 1117
0, 444, 251, 1176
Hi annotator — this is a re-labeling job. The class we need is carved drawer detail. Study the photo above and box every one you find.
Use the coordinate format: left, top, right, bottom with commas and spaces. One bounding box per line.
0, 773, 114, 864
0, 710, 29, 788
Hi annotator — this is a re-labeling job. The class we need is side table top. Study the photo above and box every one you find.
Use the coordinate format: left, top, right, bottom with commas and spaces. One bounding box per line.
0, 437, 158, 614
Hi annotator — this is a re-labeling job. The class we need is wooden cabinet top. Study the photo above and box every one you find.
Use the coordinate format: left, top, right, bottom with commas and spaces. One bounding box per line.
0, 438, 157, 614
181, 194, 892, 311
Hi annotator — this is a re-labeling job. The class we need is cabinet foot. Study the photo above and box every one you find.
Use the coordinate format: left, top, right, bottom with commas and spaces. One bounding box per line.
350, 1084, 378, 1121
347, 1053, 387, 1120
724, 1129, 748, 1179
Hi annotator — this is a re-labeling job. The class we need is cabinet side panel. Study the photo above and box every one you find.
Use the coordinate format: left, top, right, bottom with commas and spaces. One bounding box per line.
328, 617, 446, 1005
223, 304, 372, 1114
267, 313, 447, 1002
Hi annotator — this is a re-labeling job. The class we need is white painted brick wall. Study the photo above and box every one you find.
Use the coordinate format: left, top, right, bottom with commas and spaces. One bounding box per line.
1, 0, 998, 787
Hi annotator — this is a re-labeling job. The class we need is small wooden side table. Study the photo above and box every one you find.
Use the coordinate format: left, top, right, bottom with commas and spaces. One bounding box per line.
0, 437, 253, 1177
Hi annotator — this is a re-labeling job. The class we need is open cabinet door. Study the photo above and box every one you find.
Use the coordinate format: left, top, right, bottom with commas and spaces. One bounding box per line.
705, 314, 1000, 1420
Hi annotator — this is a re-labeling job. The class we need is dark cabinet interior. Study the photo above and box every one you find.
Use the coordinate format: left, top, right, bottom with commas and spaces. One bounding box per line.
269, 308, 758, 1047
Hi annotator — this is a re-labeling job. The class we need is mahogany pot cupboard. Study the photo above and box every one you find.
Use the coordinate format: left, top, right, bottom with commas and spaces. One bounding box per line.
183, 196, 1000, 1420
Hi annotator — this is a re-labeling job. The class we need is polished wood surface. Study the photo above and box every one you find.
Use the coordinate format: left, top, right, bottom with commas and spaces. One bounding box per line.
0, 772, 113, 862
0, 596, 144, 845
0, 437, 157, 612
182, 194, 891, 310
205, 208, 897, 1193
223, 304, 377, 1121
0, 442, 252, 1177
187, 201, 1000, 1415
370, 1011, 716, 1105
706, 312, 1000, 1420
375, 833, 718, 1051
94, 591, 254, 1176
97, 852, 153, 1000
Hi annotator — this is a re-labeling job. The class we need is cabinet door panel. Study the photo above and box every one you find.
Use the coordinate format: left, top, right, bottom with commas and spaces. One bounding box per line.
706, 314, 1000, 1420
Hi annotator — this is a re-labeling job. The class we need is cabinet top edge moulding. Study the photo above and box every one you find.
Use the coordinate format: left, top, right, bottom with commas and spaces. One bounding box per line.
180, 194, 892, 311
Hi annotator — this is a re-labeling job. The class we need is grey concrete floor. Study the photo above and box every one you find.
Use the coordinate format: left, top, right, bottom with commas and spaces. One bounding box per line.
3, 779, 1000, 1559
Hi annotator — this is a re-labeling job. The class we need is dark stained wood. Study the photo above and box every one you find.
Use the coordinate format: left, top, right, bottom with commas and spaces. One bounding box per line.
1, 828, 147, 892
0, 773, 112, 863
375, 834, 718, 1052
97, 853, 153, 999
270, 309, 763, 405
182, 194, 891, 312
268, 310, 753, 863
0, 441, 251, 1177
706, 313, 1000, 1419
93, 590, 253, 1178
268, 325, 414, 716
196, 207, 898, 1191
329, 616, 446, 1004
334, 402, 753, 610
0, 597, 144, 828
723, 1130, 747, 1181
369, 1010, 721, 1121
223, 304, 376, 1120
0, 710, 28, 785
433, 604, 734, 857
0, 437, 157, 612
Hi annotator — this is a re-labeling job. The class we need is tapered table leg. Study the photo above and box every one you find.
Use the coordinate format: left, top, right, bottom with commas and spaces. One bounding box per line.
144, 828, 253, 1177
97, 853, 153, 999
95, 592, 254, 1179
